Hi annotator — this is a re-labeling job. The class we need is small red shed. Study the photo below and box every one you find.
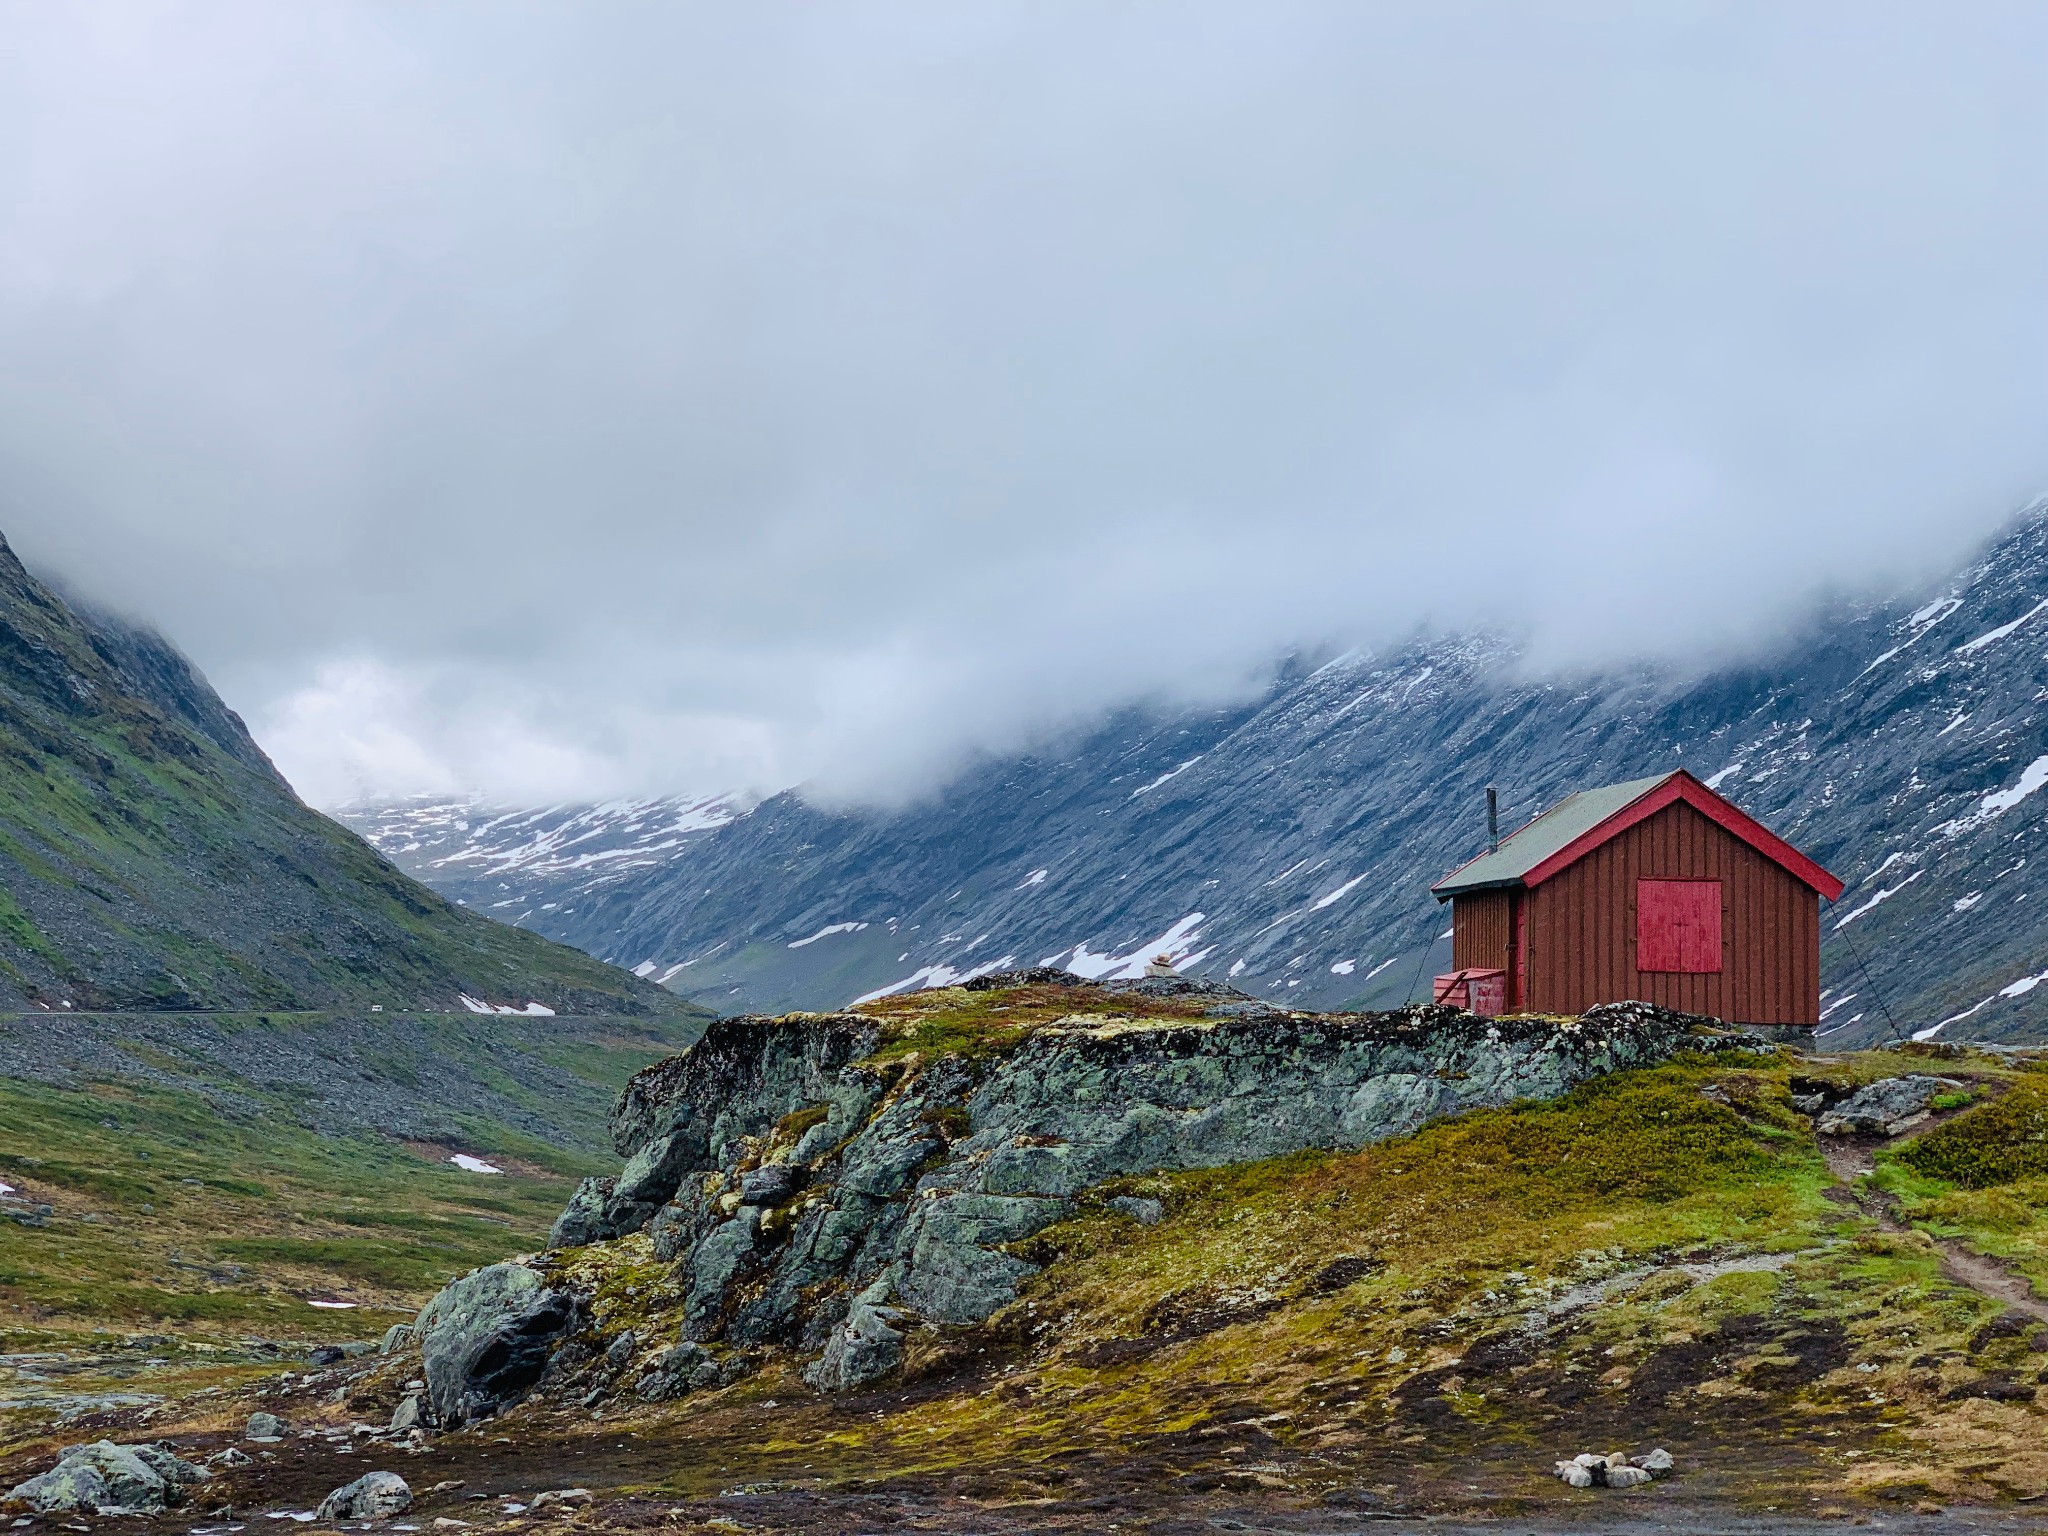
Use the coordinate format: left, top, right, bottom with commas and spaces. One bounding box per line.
1430, 770, 1845, 1026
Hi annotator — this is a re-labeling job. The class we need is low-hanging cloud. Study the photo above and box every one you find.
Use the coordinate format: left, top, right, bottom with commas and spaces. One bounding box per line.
2, 1, 2043, 808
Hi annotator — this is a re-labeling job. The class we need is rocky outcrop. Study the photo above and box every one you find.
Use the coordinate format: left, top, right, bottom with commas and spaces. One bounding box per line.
4, 1441, 210, 1515
1817, 1074, 1965, 1137
413, 1262, 580, 1426
528, 997, 1746, 1396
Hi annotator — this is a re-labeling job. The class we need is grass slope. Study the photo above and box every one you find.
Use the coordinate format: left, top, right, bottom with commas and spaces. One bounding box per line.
0, 530, 685, 1013
0, 1007, 706, 1444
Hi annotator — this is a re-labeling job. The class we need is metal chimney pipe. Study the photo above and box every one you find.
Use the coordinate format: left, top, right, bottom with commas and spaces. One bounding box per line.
1486, 786, 1499, 854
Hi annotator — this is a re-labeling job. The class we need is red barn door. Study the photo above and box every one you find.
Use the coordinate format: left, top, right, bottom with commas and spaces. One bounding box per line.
1637, 878, 1722, 973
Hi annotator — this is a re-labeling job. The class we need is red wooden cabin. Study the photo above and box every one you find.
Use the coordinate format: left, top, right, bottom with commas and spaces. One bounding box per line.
1430, 770, 1844, 1026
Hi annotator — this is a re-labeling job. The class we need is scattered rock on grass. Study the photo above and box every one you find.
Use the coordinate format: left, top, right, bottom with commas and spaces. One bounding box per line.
1817, 1075, 1964, 1137
315, 1470, 412, 1520
1551, 1449, 1672, 1490
5, 1441, 210, 1514
1107, 1195, 1165, 1225
530, 1488, 593, 1510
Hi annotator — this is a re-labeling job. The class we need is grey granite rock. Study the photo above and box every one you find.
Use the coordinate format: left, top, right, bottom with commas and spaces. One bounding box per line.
413, 1262, 578, 1426
635, 1341, 721, 1401
1107, 1195, 1165, 1224
6, 1441, 209, 1514
315, 1470, 412, 1520
1817, 1074, 1963, 1136
801, 1288, 908, 1392
548, 1175, 616, 1249
244, 1411, 286, 1440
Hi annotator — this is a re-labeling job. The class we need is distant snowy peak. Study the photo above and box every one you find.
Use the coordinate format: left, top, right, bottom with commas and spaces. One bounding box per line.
340, 790, 743, 918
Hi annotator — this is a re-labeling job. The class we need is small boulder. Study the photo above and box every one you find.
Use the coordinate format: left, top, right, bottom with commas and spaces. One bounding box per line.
316, 1470, 413, 1520
802, 1290, 907, 1392
531, 1488, 593, 1510
547, 1175, 616, 1250
1552, 1448, 1673, 1491
6, 1441, 210, 1515
604, 1329, 639, 1369
414, 1262, 579, 1426
635, 1341, 720, 1401
379, 1323, 415, 1355
1817, 1075, 1963, 1137
245, 1412, 288, 1441
1107, 1195, 1165, 1225
739, 1163, 807, 1206
389, 1395, 425, 1433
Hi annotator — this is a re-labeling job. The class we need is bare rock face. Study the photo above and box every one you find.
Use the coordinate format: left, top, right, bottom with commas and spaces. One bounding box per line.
406, 996, 1750, 1420
413, 1262, 579, 1426
547, 1175, 616, 1249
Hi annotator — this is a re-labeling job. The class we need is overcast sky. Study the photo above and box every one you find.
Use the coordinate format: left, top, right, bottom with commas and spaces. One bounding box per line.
2, 3, 2044, 808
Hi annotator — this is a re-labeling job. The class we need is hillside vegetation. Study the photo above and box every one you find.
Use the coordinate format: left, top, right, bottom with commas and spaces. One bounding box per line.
0, 530, 684, 1012
0, 1004, 706, 1444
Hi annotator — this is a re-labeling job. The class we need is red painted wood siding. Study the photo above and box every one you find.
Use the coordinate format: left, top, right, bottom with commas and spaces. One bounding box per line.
1637, 879, 1723, 972
1514, 799, 1821, 1025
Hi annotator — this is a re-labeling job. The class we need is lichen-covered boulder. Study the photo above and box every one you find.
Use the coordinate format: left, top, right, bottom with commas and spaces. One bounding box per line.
5, 1441, 209, 1514
1817, 1074, 1963, 1136
802, 1288, 908, 1393
316, 1470, 412, 1520
414, 1262, 578, 1426
635, 1340, 721, 1401
547, 1175, 615, 1249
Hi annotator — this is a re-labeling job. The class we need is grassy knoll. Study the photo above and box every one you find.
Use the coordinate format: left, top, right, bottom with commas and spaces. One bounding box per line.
510, 1041, 2048, 1512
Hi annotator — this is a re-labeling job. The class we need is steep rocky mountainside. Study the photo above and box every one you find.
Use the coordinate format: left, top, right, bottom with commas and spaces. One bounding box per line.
350, 505, 2048, 1042
0, 532, 685, 1014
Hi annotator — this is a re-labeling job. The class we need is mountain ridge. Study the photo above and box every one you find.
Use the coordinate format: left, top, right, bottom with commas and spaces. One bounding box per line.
0, 530, 688, 1016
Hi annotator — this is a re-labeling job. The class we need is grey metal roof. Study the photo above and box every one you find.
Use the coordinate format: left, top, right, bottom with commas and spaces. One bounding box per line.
1431, 772, 1677, 898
